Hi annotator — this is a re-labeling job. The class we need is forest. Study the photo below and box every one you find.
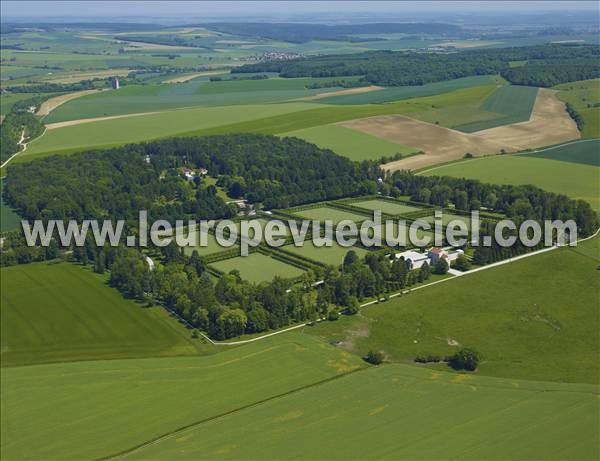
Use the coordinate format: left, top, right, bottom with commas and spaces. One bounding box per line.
234, 44, 600, 87
4, 134, 379, 223
0, 100, 44, 164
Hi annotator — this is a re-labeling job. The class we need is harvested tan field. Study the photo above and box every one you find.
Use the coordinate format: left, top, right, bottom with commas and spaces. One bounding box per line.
341, 115, 516, 171
44, 69, 132, 84
37, 89, 104, 116
301, 85, 384, 101
343, 88, 579, 171
470, 88, 580, 149
45, 111, 158, 130
163, 71, 227, 83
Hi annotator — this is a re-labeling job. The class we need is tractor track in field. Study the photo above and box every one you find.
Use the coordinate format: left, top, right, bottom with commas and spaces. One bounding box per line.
97, 367, 367, 460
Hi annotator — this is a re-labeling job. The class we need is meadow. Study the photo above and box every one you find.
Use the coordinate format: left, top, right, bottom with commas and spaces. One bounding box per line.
421, 140, 600, 211
210, 252, 306, 282
306, 239, 600, 384
0, 262, 199, 366
282, 124, 415, 161
455, 85, 539, 132
555, 78, 600, 138
123, 363, 600, 461
1, 333, 364, 461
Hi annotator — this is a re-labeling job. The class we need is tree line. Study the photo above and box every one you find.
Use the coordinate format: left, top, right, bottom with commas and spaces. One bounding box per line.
233, 44, 600, 88
0, 97, 45, 164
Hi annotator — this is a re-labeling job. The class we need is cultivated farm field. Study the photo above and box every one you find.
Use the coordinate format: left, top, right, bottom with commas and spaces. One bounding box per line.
1, 334, 364, 460
283, 123, 416, 161
421, 139, 600, 211
122, 363, 600, 461
0, 262, 199, 366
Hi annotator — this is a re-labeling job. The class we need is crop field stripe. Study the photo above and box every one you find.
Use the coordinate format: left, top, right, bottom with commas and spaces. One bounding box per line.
101, 367, 366, 460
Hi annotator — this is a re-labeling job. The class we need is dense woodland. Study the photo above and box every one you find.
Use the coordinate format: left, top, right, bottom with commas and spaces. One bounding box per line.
0, 99, 44, 164
234, 44, 600, 87
4, 134, 379, 223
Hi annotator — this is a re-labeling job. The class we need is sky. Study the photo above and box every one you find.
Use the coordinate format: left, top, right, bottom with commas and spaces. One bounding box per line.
2, 1, 598, 21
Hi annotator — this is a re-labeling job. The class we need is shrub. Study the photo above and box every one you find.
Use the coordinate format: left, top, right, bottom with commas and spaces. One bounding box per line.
328, 309, 340, 321
450, 347, 481, 371
365, 350, 384, 365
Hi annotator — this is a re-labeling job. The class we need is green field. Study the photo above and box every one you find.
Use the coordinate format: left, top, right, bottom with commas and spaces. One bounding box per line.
556, 79, 600, 138
351, 199, 423, 216
0, 262, 199, 366
316, 75, 499, 104
18, 85, 498, 162
282, 124, 415, 161
454, 85, 539, 132
210, 252, 305, 282
1, 334, 364, 461
307, 240, 600, 384
23, 102, 321, 159
293, 206, 368, 224
421, 142, 600, 211
123, 363, 600, 460
0, 179, 22, 232
43, 77, 363, 123
517, 138, 600, 166
282, 239, 369, 266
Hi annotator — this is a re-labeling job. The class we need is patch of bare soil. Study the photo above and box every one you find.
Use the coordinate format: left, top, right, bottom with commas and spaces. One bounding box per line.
301, 85, 384, 101
45, 111, 159, 130
470, 88, 580, 149
341, 115, 516, 171
163, 71, 227, 83
343, 88, 579, 171
36, 90, 104, 116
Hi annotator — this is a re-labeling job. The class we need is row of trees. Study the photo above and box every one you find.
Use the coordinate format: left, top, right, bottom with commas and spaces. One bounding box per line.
234, 44, 600, 88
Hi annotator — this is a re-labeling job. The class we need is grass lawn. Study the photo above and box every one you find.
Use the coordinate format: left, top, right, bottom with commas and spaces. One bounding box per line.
421, 149, 600, 211
0, 262, 199, 366
282, 123, 415, 161
209, 252, 305, 282
455, 85, 539, 132
282, 239, 369, 266
351, 199, 423, 216
123, 363, 600, 461
293, 206, 367, 224
555, 79, 600, 138
1, 333, 364, 461
306, 242, 600, 384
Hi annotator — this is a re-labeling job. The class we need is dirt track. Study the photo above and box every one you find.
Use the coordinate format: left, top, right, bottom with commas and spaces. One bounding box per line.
341, 88, 579, 171
37, 90, 103, 116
